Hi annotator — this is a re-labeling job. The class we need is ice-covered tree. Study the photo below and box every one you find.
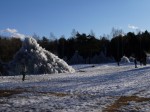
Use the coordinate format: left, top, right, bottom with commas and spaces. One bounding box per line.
120, 56, 130, 63
91, 52, 114, 64
69, 50, 84, 64
9, 37, 75, 75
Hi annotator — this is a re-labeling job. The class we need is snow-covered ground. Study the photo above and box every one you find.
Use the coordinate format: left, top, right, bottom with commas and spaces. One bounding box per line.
0, 63, 150, 112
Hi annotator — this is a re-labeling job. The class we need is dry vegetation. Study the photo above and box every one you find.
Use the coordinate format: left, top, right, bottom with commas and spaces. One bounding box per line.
1, 88, 150, 112
0, 89, 26, 97
104, 95, 150, 112
0, 88, 69, 98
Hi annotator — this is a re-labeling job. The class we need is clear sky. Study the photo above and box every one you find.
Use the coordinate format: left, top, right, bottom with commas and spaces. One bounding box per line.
0, 0, 150, 39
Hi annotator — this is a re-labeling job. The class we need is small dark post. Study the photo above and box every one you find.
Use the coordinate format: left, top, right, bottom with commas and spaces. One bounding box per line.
134, 59, 137, 68
117, 61, 120, 66
22, 64, 26, 81
20, 59, 27, 81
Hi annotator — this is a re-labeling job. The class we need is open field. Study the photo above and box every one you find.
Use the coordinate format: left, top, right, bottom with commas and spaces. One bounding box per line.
0, 63, 150, 112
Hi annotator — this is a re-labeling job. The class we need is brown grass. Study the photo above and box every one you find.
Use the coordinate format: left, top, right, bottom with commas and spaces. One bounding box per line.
0, 87, 69, 98
38, 91, 70, 97
103, 95, 150, 112
0, 89, 27, 97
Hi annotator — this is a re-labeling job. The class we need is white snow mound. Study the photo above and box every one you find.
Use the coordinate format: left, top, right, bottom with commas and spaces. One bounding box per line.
121, 56, 130, 63
9, 37, 75, 75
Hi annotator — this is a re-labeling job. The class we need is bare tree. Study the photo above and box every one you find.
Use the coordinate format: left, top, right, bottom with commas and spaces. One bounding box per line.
111, 27, 124, 38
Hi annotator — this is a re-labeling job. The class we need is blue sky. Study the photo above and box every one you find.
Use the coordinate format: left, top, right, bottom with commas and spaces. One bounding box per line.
0, 0, 150, 39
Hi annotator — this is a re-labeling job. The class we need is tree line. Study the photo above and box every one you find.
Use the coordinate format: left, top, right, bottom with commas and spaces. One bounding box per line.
0, 30, 150, 65
0, 37, 22, 62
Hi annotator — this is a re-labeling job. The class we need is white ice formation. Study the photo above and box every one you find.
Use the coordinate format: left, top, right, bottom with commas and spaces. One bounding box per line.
121, 56, 130, 63
9, 37, 75, 75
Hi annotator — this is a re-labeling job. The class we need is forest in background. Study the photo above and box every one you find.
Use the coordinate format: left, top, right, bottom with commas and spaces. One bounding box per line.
0, 29, 150, 65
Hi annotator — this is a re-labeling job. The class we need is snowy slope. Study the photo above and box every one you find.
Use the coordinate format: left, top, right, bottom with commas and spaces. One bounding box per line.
0, 63, 150, 112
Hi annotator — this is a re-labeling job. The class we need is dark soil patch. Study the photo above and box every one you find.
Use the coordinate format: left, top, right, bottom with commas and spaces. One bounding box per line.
104, 95, 150, 112
0, 89, 27, 97
38, 91, 70, 97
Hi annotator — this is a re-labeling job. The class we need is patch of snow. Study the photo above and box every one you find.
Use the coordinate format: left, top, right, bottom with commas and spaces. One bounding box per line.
0, 63, 150, 111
